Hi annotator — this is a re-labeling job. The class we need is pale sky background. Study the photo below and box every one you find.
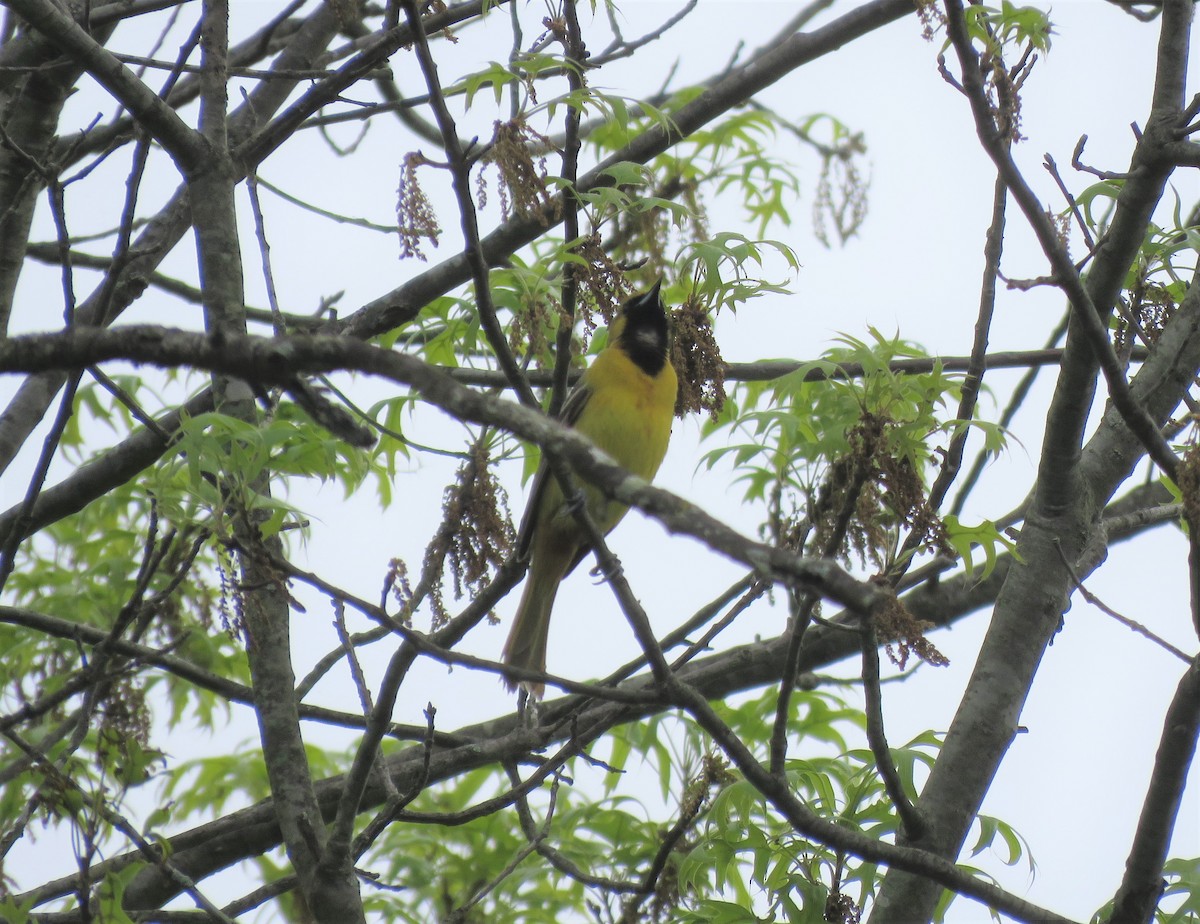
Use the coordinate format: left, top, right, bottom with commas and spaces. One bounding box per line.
3, 1, 1199, 921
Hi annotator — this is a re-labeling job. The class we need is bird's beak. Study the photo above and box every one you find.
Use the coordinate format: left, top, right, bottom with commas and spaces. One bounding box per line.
646, 278, 663, 304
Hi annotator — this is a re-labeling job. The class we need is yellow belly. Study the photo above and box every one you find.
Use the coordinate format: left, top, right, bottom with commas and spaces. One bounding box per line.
569, 347, 677, 531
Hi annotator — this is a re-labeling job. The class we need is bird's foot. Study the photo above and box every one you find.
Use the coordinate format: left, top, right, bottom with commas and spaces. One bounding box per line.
589, 560, 624, 584
517, 686, 541, 726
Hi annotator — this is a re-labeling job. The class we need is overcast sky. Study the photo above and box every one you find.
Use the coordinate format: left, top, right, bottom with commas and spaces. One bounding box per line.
4, 1, 1199, 920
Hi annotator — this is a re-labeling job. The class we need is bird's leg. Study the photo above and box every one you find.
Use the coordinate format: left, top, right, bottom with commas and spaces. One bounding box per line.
560, 487, 587, 517
516, 686, 541, 726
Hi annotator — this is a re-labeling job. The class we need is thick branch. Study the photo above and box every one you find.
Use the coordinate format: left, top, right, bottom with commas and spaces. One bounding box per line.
3, 0, 207, 169
0, 3, 344, 478
0, 0, 915, 542
19, 479, 1172, 912
870, 2, 1198, 917
0, 323, 887, 615
1108, 656, 1200, 922
0, 344, 1151, 553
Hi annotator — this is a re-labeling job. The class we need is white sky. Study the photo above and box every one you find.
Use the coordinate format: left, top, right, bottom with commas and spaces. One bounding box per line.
3, 1, 1199, 921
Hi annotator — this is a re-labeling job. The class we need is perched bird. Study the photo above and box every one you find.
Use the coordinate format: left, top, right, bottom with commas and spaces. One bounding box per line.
502, 282, 678, 697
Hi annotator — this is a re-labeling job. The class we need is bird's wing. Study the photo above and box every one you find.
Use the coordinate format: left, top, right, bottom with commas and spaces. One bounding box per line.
515, 379, 594, 560
556, 376, 594, 429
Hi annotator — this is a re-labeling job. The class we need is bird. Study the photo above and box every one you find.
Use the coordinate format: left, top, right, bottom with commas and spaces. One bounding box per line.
501, 281, 678, 698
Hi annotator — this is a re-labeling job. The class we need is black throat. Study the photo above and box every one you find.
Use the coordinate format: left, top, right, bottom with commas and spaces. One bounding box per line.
619, 312, 669, 378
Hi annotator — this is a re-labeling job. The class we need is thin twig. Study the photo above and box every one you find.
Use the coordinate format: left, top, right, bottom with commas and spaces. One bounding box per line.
350, 704, 437, 860
4, 729, 237, 924
1054, 539, 1192, 663
1072, 133, 1133, 181
951, 315, 1071, 516
946, 0, 1180, 481
548, 0, 586, 418
444, 775, 561, 922
504, 763, 642, 894
109, 50, 392, 80
770, 456, 872, 776
399, 0, 538, 410
1044, 153, 1096, 251
253, 173, 397, 233
860, 620, 926, 840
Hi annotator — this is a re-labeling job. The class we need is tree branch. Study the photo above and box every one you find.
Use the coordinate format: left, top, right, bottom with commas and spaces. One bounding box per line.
0, 2, 344, 479
0, 323, 889, 617
4, 0, 206, 170
870, 2, 1199, 917
18, 478, 1171, 912
1107, 656, 1200, 922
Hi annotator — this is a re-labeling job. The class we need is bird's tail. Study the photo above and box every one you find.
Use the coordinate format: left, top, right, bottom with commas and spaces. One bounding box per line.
501, 560, 563, 698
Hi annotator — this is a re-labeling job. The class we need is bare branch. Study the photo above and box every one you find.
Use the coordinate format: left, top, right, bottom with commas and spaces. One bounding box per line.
18, 478, 1171, 912
0, 323, 890, 615
4, 0, 205, 169
1108, 656, 1200, 921
870, 2, 1199, 917
1054, 540, 1192, 663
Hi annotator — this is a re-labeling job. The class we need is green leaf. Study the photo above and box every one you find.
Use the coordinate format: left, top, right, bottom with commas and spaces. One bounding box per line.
943, 515, 1021, 581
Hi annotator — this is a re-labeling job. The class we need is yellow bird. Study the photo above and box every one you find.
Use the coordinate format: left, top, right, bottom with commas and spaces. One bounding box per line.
502, 282, 678, 697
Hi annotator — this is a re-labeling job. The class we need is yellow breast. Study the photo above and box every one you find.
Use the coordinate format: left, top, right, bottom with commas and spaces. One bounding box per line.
576, 346, 677, 481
